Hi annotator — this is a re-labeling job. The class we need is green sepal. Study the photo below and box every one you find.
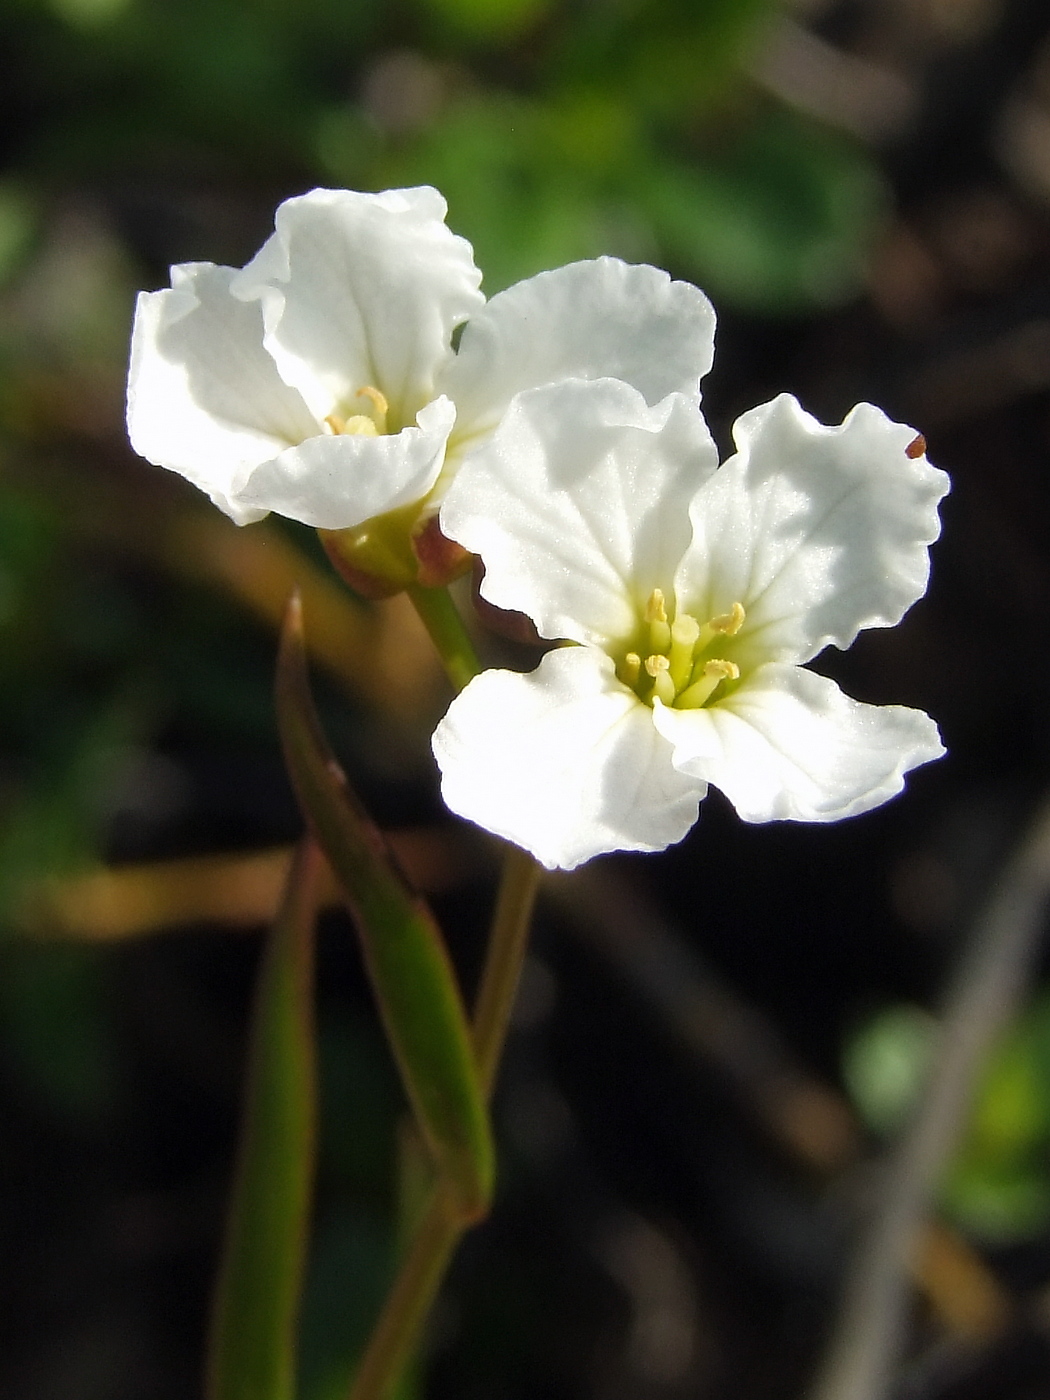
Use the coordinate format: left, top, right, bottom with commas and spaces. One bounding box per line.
205, 836, 323, 1400
275, 592, 493, 1223
319, 504, 421, 599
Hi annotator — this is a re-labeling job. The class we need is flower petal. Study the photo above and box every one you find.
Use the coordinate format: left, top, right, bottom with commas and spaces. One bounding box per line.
675, 395, 950, 664
232, 187, 483, 425
439, 256, 717, 446
440, 379, 719, 646
651, 663, 944, 823
432, 646, 706, 870
126, 263, 318, 524
233, 396, 455, 530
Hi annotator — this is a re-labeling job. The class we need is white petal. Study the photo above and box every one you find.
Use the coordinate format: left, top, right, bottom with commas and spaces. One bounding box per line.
232, 187, 483, 425
432, 646, 706, 870
440, 379, 718, 646
233, 395, 455, 530
126, 263, 318, 525
438, 257, 716, 445
675, 395, 950, 665
651, 663, 944, 823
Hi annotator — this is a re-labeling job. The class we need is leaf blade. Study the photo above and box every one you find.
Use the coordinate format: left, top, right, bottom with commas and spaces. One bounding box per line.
206, 836, 322, 1400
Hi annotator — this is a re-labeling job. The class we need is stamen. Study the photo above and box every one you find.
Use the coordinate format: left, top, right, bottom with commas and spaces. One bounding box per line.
325, 386, 389, 438
644, 653, 675, 706
697, 601, 745, 650
677, 659, 739, 710
711, 601, 745, 635
355, 384, 390, 433
668, 613, 700, 690
324, 412, 380, 438
645, 589, 668, 623
645, 589, 671, 652
619, 652, 642, 686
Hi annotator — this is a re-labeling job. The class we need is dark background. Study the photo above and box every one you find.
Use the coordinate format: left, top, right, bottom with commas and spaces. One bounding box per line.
2, 0, 1050, 1396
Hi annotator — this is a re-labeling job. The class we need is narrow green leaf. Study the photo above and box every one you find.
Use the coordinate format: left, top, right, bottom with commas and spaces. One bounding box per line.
206, 836, 323, 1400
275, 592, 493, 1224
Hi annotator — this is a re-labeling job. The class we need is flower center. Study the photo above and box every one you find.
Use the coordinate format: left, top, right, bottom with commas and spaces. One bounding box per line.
324, 385, 390, 438
615, 588, 745, 709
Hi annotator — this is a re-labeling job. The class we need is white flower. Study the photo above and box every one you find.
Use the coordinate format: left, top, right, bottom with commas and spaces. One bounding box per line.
432, 378, 949, 870
126, 186, 716, 533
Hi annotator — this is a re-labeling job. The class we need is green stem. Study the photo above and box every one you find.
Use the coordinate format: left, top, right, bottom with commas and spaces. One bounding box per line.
473, 844, 543, 1098
347, 843, 542, 1400
405, 577, 543, 1089
348, 1188, 462, 1400
405, 583, 480, 693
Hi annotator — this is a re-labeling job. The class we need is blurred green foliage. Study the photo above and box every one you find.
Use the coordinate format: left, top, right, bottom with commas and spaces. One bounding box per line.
4, 0, 885, 303
0, 942, 120, 1118
845, 997, 1050, 1242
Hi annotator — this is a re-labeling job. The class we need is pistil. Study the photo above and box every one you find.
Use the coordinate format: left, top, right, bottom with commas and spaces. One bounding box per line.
668, 614, 700, 691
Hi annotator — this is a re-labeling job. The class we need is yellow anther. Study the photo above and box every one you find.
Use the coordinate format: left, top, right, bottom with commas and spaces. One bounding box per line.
711, 601, 745, 635
355, 384, 390, 432
325, 412, 380, 438
645, 589, 671, 653
677, 658, 740, 710
645, 589, 668, 624
697, 601, 746, 651
346, 415, 381, 436
325, 386, 389, 438
644, 653, 676, 706
668, 613, 701, 690
619, 652, 642, 686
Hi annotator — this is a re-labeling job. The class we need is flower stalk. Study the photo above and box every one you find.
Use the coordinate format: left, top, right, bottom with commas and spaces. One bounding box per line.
347, 1187, 463, 1400
472, 843, 543, 1097
405, 581, 481, 694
